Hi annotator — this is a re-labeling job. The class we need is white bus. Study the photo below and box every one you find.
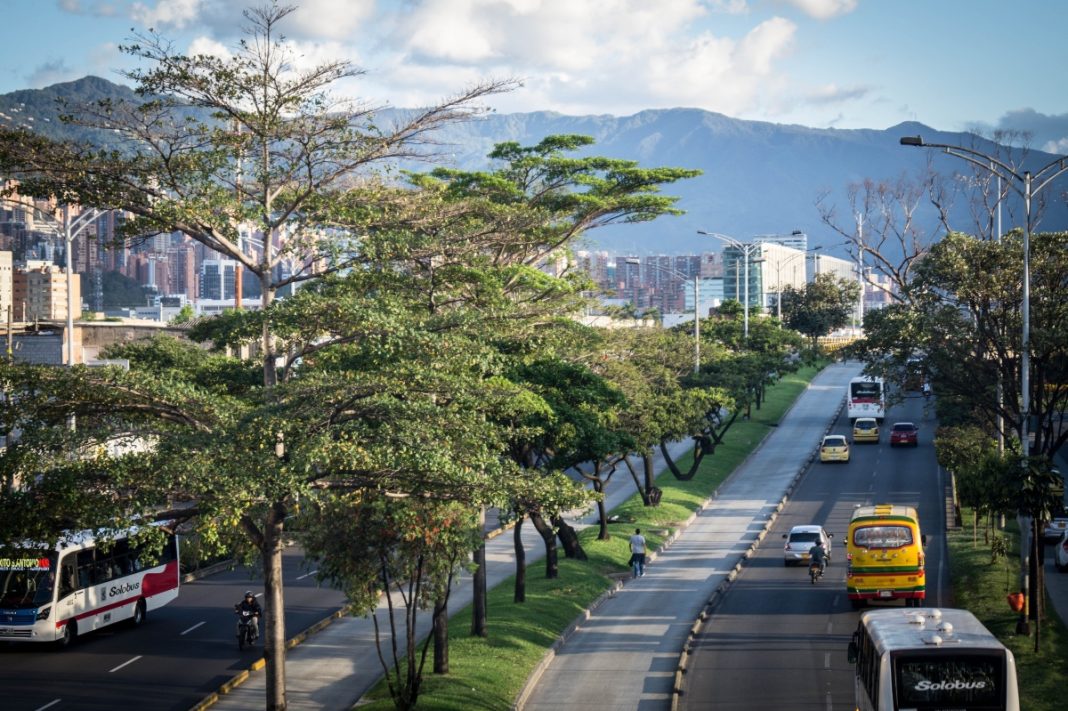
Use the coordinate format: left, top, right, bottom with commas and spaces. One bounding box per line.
847, 607, 1019, 711
849, 376, 886, 421
0, 526, 180, 646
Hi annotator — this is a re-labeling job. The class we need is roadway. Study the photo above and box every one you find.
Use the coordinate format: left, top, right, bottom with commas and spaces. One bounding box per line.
0, 547, 347, 711
679, 392, 946, 710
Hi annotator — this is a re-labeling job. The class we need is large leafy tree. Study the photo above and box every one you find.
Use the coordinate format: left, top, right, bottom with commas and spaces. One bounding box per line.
780, 273, 861, 351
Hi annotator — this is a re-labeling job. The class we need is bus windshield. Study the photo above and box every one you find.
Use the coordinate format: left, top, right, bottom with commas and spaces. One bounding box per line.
894, 653, 1004, 708
851, 381, 881, 401
0, 552, 57, 609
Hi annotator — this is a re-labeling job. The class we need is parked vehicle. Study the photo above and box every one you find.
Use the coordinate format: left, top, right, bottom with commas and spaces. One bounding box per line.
889, 422, 919, 447
820, 434, 850, 462
783, 525, 833, 566
1055, 530, 1068, 573
1042, 505, 1068, 543
852, 417, 879, 444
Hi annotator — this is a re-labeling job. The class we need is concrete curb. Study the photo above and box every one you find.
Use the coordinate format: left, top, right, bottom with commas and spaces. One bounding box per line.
669, 388, 847, 711
187, 607, 348, 711
182, 559, 235, 584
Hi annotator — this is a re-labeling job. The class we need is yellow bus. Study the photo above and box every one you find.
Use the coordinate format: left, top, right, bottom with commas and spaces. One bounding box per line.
847, 607, 1019, 710
846, 504, 926, 609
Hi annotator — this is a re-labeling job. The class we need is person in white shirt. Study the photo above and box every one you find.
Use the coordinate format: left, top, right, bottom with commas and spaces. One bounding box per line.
629, 528, 647, 577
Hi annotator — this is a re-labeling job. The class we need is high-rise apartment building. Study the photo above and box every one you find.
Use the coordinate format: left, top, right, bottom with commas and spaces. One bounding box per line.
199, 259, 238, 300
13, 260, 80, 321
0, 251, 12, 322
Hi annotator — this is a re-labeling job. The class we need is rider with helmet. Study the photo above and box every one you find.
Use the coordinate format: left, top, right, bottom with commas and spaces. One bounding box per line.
235, 591, 262, 642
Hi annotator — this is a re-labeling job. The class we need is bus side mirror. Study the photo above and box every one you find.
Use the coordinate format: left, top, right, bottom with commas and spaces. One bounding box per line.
847, 641, 858, 664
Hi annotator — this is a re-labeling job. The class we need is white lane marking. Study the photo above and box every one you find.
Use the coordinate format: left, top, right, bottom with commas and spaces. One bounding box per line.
296, 569, 318, 581
34, 700, 61, 711
825, 652, 831, 668
180, 621, 206, 636
826, 691, 833, 710
833, 594, 840, 606
826, 620, 833, 634
256, 593, 264, 598
109, 655, 142, 673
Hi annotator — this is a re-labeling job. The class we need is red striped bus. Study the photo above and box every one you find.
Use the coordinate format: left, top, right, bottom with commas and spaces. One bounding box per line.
0, 525, 179, 646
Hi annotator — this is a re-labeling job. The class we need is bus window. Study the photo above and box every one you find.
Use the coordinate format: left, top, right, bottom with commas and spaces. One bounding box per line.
59, 556, 77, 597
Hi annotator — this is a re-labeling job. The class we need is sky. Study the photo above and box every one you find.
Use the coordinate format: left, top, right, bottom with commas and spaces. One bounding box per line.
2, 0, 1067, 152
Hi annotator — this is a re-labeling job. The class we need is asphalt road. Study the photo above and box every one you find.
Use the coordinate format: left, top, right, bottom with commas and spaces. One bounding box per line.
0, 546, 347, 711
679, 392, 947, 710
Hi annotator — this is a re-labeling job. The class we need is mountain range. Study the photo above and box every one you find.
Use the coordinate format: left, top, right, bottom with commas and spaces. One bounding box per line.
3, 76, 1066, 258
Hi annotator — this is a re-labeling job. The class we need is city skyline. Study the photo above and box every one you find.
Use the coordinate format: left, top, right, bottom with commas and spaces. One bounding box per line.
0, 1, 1064, 150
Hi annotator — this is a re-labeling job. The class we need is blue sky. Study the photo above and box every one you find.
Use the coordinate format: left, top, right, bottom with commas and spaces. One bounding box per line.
2, 0, 1067, 151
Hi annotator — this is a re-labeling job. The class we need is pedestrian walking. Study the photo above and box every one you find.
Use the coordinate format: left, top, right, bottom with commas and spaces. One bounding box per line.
629, 528, 647, 577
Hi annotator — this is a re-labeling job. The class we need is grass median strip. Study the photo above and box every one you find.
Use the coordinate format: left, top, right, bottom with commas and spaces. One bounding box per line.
946, 509, 1068, 710
353, 364, 822, 710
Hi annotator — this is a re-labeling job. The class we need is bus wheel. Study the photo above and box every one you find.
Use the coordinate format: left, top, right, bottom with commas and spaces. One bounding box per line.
131, 599, 146, 627
56, 621, 76, 649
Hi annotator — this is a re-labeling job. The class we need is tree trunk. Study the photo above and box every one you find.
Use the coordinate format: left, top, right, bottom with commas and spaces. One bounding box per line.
433, 594, 448, 674
623, 455, 649, 505
552, 514, 587, 560
594, 478, 609, 540
470, 540, 487, 637
263, 500, 288, 711
529, 512, 558, 579
514, 515, 526, 603
642, 451, 656, 503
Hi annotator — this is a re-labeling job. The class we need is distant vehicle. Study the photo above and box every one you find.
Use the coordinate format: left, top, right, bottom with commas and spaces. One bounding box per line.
852, 417, 879, 444
847, 607, 1020, 711
890, 422, 919, 447
1055, 530, 1068, 572
782, 525, 833, 566
0, 525, 179, 646
820, 434, 850, 462
846, 504, 926, 608
848, 377, 885, 421
1043, 506, 1068, 543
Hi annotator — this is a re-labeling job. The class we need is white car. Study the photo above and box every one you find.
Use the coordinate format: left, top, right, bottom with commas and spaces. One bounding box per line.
782, 525, 833, 566
1054, 530, 1068, 573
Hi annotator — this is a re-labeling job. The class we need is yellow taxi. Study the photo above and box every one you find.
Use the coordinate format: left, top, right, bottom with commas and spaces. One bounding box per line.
852, 417, 879, 443
819, 434, 850, 463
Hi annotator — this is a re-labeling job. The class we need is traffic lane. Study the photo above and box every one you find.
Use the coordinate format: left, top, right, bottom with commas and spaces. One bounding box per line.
680, 396, 946, 709
0, 548, 347, 711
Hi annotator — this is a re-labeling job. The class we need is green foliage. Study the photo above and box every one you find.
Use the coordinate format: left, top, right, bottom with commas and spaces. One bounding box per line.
780, 272, 861, 346
101, 270, 148, 308
947, 509, 1068, 709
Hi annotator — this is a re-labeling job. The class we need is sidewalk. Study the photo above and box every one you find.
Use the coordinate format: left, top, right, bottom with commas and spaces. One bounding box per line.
519, 361, 861, 711
206, 410, 700, 709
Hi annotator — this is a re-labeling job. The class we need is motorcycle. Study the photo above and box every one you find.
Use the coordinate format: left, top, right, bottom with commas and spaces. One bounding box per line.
809, 560, 825, 584
235, 606, 259, 649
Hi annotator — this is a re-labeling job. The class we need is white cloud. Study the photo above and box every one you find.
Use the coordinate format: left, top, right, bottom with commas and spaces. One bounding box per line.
27, 59, 80, 89
186, 36, 230, 60
708, 0, 750, 14
131, 0, 203, 29
58, 0, 124, 16
1043, 137, 1068, 155
286, 0, 376, 42
804, 83, 871, 106
781, 0, 857, 20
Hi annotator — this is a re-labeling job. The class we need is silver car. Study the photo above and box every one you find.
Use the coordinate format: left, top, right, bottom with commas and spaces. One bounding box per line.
782, 525, 833, 566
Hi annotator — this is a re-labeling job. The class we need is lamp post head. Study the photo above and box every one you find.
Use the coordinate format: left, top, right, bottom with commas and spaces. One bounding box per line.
899, 135, 924, 147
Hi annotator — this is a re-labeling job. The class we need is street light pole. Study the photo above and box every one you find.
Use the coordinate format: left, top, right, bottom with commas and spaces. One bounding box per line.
697, 231, 761, 339
62, 206, 107, 365
900, 134, 1068, 636
900, 135, 1068, 457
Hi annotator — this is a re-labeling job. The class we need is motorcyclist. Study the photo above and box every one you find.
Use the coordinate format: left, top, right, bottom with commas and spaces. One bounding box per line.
235, 591, 262, 642
808, 541, 828, 577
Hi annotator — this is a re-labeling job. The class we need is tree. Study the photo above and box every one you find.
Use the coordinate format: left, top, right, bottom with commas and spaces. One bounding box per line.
0, 5, 515, 707
780, 273, 861, 351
